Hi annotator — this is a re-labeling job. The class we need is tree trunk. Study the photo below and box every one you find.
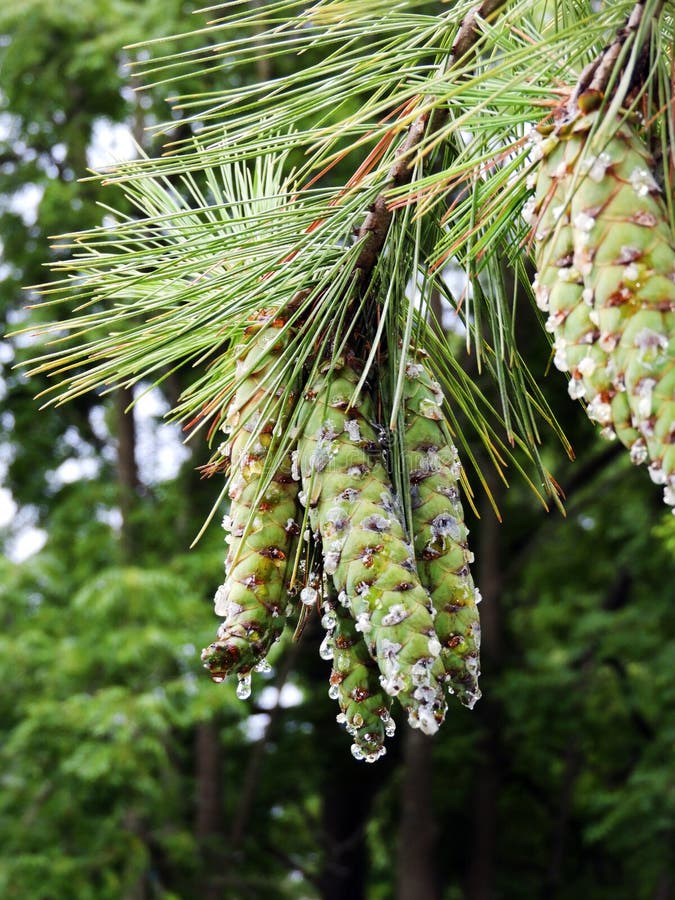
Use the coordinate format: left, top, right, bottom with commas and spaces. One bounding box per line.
466, 469, 503, 900
654, 868, 673, 900
315, 618, 394, 900
230, 638, 304, 847
396, 729, 439, 900
543, 741, 583, 896
115, 385, 140, 560
318, 768, 373, 900
194, 722, 224, 900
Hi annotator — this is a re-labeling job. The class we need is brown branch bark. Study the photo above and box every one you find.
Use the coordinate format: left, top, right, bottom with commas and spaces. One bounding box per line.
571, 0, 663, 109
354, 0, 508, 286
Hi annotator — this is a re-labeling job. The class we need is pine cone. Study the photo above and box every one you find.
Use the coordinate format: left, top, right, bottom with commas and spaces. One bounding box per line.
527, 106, 674, 507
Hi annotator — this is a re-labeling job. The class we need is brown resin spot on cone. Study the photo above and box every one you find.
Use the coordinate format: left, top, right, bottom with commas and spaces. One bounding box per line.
259, 547, 286, 560
360, 547, 380, 567
351, 687, 371, 703
335, 634, 357, 650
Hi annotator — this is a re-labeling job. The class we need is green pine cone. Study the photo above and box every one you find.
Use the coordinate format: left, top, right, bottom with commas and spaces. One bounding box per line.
528, 106, 675, 507
201, 314, 300, 683
321, 591, 394, 762
297, 358, 448, 735
402, 355, 482, 708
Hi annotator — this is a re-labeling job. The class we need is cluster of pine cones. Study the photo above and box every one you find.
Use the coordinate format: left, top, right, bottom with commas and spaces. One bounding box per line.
201, 319, 482, 763
201, 93, 674, 764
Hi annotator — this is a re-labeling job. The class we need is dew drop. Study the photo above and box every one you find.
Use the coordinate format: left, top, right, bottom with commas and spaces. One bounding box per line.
337, 590, 351, 609
364, 745, 387, 763
236, 673, 252, 700
290, 450, 300, 482
381, 639, 402, 664
323, 550, 341, 575
380, 672, 406, 696
321, 610, 337, 632
300, 586, 318, 607
568, 378, 586, 400
534, 281, 551, 312
416, 705, 441, 736
411, 658, 432, 686
553, 344, 569, 373
634, 328, 668, 362
464, 688, 482, 710
431, 513, 463, 543
213, 583, 230, 616
648, 462, 666, 485
428, 636, 442, 658
557, 265, 582, 284
636, 378, 656, 418
466, 655, 480, 677
319, 635, 335, 660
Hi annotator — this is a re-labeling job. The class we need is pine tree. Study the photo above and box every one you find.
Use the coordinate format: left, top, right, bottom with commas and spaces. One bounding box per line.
19, 0, 674, 758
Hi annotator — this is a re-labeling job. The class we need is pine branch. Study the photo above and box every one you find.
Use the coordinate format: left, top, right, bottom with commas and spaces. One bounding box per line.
355, 0, 508, 285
